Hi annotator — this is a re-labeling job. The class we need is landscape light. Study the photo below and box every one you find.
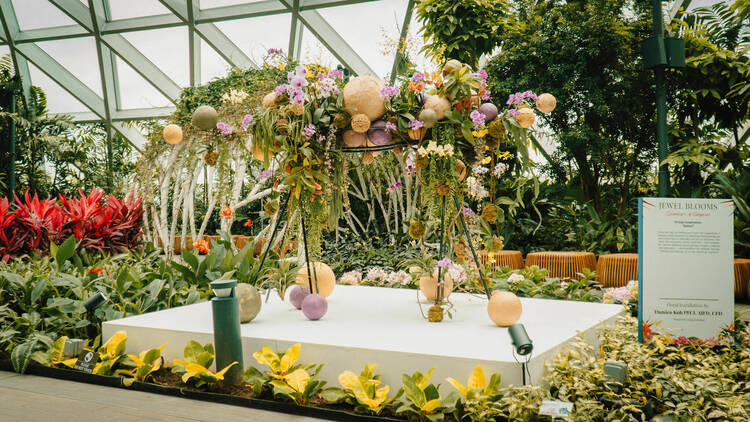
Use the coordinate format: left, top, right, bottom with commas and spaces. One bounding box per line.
209, 280, 243, 385
83, 292, 108, 312
210, 280, 236, 298
508, 323, 533, 356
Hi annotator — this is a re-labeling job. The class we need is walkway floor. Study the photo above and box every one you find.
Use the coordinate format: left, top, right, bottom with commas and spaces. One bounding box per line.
0, 371, 326, 422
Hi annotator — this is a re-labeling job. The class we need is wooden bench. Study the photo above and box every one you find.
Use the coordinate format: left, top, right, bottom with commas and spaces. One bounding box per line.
525, 251, 596, 279
596, 253, 638, 288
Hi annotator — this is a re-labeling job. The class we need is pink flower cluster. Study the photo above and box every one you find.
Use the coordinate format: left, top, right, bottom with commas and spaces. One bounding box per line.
241, 114, 253, 129
493, 163, 509, 178
470, 110, 486, 128
408, 120, 423, 130
216, 122, 233, 135
267, 48, 284, 54
385, 121, 397, 131
257, 169, 275, 180
274, 65, 308, 105
327, 69, 344, 79
388, 182, 402, 190
303, 124, 316, 136
380, 84, 400, 98
411, 72, 425, 82
506, 90, 538, 105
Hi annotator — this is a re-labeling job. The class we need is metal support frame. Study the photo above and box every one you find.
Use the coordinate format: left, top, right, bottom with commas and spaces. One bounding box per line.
390, 0, 414, 83
0, 0, 393, 148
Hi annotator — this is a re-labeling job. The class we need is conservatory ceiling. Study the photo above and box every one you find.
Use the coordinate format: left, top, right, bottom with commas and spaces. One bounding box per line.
0, 0, 720, 149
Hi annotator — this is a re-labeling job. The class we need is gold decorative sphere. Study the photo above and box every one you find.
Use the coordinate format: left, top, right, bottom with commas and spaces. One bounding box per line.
296, 262, 336, 297
262, 92, 278, 108
163, 124, 183, 145
487, 291, 522, 327
351, 113, 371, 133
343, 129, 365, 147
343, 75, 386, 121
536, 93, 557, 113
423, 95, 451, 120
419, 269, 454, 301
515, 107, 535, 128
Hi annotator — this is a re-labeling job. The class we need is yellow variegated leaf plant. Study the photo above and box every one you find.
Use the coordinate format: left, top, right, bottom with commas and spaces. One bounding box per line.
394, 368, 461, 422
446, 365, 501, 401
249, 343, 325, 405
117, 343, 167, 386
93, 331, 128, 376
334, 363, 397, 415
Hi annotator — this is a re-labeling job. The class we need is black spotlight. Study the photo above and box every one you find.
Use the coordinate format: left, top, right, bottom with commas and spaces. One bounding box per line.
508, 323, 533, 356
83, 292, 108, 312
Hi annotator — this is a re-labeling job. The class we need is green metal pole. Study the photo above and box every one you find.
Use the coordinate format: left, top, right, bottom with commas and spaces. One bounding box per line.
9, 90, 17, 195
651, 0, 670, 197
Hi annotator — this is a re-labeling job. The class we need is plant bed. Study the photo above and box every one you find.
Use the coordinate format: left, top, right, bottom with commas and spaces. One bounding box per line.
0, 361, 407, 422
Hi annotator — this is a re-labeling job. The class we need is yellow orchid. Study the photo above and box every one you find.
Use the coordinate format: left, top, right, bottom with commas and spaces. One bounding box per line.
481, 156, 492, 165
473, 128, 488, 138
446, 365, 501, 400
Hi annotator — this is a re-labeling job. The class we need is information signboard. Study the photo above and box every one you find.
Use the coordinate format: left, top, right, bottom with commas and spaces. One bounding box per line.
638, 198, 734, 343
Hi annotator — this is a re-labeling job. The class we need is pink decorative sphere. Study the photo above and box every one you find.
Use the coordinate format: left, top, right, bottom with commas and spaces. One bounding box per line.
289, 285, 310, 310
479, 103, 498, 122
301, 294, 328, 320
367, 121, 392, 146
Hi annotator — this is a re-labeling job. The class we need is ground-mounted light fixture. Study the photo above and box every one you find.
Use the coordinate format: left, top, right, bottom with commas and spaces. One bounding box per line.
210, 280, 244, 385
508, 323, 533, 385
83, 292, 108, 312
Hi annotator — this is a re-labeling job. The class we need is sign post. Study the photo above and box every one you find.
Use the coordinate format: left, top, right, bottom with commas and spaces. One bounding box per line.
638, 198, 734, 343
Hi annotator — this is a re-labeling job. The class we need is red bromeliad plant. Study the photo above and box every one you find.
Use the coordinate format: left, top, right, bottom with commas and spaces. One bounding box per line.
0, 189, 144, 259
0, 198, 27, 261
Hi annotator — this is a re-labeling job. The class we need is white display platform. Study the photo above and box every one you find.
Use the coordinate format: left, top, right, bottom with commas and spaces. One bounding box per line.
103, 285, 623, 390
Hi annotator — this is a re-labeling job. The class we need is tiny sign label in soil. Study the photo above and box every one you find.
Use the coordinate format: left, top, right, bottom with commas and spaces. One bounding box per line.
73, 351, 100, 373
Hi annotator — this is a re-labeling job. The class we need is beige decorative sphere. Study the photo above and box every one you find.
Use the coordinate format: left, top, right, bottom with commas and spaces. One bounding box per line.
419, 108, 438, 129
351, 113, 371, 133
252, 141, 265, 161
487, 291, 522, 327
419, 269, 454, 301
296, 262, 336, 297
262, 92, 278, 108
423, 95, 451, 120
343, 129, 365, 147
192, 105, 218, 131
442, 59, 462, 75
535, 93, 556, 114
163, 124, 183, 145
515, 107, 535, 128
343, 75, 386, 121
236, 283, 262, 323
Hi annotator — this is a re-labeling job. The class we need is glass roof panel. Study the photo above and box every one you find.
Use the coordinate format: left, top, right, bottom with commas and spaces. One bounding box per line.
213, 13, 292, 64
108, 0, 172, 20
317, 0, 406, 78
299, 30, 341, 71
200, 39, 232, 83
12, 0, 79, 31
121, 27, 190, 87
200, 0, 268, 9
116, 56, 172, 109
36, 37, 103, 97
28, 62, 91, 114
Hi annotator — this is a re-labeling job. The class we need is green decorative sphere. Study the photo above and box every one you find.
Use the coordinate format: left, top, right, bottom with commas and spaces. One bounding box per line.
192, 105, 219, 131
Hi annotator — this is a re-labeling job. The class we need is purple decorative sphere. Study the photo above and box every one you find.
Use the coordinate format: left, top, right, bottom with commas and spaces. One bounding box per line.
301, 293, 328, 320
289, 285, 310, 310
479, 103, 498, 122
367, 121, 392, 146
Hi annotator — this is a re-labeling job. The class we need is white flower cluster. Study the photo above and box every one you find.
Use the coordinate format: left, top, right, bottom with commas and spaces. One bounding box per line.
494, 162, 509, 178
465, 176, 489, 200
471, 165, 489, 175
417, 141, 454, 158
446, 263, 466, 285
366, 267, 388, 282
387, 270, 412, 286
405, 150, 417, 175
222, 89, 249, 105
508, 273, 525, 284
339, 270, 362, 285
317, 77, 340, 98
